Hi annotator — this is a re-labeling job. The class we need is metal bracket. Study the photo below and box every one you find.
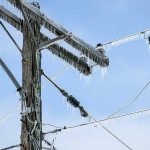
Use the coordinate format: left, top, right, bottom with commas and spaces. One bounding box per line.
21, 107, 34, 116
38, 32, 72, 51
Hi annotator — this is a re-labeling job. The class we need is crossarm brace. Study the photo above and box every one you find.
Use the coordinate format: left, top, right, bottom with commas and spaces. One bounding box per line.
39, 33, 71, 51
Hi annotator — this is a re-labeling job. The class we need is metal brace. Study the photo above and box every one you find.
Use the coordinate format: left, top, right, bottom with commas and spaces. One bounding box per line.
38, 32, 72, 51
21, 106, 34, 116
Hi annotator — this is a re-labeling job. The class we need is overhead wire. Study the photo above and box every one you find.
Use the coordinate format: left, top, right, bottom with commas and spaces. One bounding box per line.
103, 28, 150, 48
43, 108, 150, 133
0, 144, 21, 150
105, 80, 150, 119
87, 113, 133, 150
0, 102, 20, 124
0, 21, 22, 53
42, 64, 69, 91
42, 71, 133, 150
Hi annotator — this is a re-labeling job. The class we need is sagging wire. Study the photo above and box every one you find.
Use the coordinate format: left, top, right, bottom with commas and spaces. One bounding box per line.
42, 124, 61, 129
0, 102, 20, 124
42, 64, 69, 91
43, 108, 150, 134
41, 69, 133, 149
87, 114, 133, 150
41, 69, 88, 118
0, 57, 22, 94
0, 144, 22, 150
43, 110, 134, 150
104, 80, 150, 120
0, 20, 22, 53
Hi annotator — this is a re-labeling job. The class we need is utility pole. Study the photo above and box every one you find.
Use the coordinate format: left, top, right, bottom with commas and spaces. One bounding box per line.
0, 0, 109, 149
21, 2, 42, 150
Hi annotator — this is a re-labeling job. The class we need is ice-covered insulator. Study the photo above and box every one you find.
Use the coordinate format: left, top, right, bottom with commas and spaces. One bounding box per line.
79, 55, 88, 64
67, 95, 80, 108
96, 43, 106, 55
79, 106, 88, 118
31, 2, 40, 9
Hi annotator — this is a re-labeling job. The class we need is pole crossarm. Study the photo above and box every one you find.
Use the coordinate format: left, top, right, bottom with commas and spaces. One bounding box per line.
40, 34, 92, 75
0, 5, 22, 31
0, 6, 92, 75
6, 0, 109, 66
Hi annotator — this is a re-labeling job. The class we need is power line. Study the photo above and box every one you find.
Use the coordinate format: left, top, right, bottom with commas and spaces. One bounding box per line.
42, 64, 69, 91
102, 126, 132, 150
43, 108, 150, 134
0, 57, 21, 94
0, 20, 22, 53
105, 80, 150, 119
103, 28, 150, 49
0, 102, 20, 124
81, 113, 133, 150
0, 144, 21, 150
42, 70, 89, 117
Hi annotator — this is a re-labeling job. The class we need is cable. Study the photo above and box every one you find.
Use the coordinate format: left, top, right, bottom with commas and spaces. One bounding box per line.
43, 108, 150, 134
0, 144, 21, 150
42, 70, 88, 117
0, 21, 22, 53
52, 64, 69, 80
102, 126, 132, 150
42, 64, 69, 91
106, 80, 150, 119
0, 102, 20, 124
87, 113, 133, 150
42, 123, 61, 129
0, 57, 22, 95
103, 28, 150, 49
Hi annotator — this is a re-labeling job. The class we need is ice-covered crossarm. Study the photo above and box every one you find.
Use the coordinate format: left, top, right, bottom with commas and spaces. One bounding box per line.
0, 5, 92, 75
6, 0, 109, 67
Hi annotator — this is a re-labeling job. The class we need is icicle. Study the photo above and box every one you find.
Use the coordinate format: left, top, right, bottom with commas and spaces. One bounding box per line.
79, 73, 83, 80
104, 32, 146, 51
100, 67, 108, 79
52, 54, 55, 64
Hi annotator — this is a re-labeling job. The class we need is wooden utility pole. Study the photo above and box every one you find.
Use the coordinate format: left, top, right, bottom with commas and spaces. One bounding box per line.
0, 0, 109, 149
21, 2, 42, 150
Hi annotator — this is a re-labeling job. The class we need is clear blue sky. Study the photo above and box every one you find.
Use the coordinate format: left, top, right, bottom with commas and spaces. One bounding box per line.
0, 0, 150, 149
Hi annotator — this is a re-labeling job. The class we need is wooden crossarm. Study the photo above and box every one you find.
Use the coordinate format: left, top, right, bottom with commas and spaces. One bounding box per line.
6, 0, 109, 66
0, 6, 91, 75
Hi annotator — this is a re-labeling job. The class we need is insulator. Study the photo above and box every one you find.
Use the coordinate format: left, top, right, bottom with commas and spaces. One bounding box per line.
67, 95, 80, 107
79, 55, 88, 64
31, 2, 40, 9
79, 106, 88, 117
96, 43, 106, 55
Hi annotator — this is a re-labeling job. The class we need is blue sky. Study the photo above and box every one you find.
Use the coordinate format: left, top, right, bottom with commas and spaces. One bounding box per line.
0, 0, 150, 149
